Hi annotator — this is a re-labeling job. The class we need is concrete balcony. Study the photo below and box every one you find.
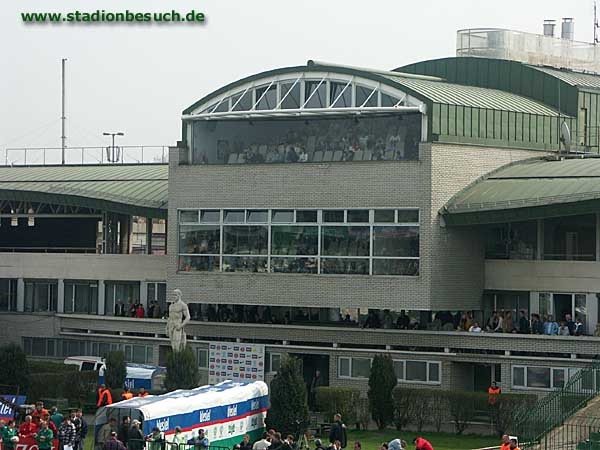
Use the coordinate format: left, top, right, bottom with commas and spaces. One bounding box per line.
0, 252, 167, 281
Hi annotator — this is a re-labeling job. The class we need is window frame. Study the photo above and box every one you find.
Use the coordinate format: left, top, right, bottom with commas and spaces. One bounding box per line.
512, 365, 570, 391
393, 359, 442, 385
338, 356, 372, 379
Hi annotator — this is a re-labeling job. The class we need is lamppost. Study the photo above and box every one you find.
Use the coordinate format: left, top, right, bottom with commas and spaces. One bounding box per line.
103, 131, 124, 163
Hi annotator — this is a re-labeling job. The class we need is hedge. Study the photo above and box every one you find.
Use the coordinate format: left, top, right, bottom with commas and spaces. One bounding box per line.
28, 371, 98, 406
315, 387, 362, 426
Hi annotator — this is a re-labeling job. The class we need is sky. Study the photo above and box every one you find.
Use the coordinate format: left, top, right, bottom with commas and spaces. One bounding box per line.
0, 0, 595, 162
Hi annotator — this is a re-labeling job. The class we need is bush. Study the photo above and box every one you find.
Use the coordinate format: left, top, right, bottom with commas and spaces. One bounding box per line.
164, 346, 200, 391
446, 391, 488, 434
28, 371, 97, 406
368, 354, 397, 430
265, 356, 309, 436
0, 343, 30, 394
104, 351, 127, 389
491, 393, 537, 436
356, 397, 371, 430
392, 387, 415, 431
314, 387, 361, 426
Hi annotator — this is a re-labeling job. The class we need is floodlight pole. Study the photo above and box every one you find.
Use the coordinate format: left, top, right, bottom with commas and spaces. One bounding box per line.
61, 58, 67, 165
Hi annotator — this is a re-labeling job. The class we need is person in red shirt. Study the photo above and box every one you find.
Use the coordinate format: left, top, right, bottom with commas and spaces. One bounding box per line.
31, 401, 49, 425
19, 415, 38, 438
413, 437, 434, 450
135, 304, 145, 318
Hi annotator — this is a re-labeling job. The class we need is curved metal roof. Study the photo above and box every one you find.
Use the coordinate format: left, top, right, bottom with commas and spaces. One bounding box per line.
0, 164, 168, 217
442, 157, 600, 225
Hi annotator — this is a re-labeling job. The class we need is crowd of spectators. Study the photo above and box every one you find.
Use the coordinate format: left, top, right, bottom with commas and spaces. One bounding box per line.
113, 300, 164, 319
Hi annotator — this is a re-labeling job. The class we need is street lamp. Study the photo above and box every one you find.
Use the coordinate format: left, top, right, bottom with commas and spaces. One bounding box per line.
103, 131, 124, 163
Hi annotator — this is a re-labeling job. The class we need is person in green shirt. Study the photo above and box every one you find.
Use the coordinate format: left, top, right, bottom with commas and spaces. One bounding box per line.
146, 427, 164, 450
3, 420, 19, 450
50, 407, 64, 430
37, 421, 54, 450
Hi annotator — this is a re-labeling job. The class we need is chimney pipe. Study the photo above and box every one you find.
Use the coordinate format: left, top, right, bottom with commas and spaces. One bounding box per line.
561, 17, 574, 40
543, 19, 556, 37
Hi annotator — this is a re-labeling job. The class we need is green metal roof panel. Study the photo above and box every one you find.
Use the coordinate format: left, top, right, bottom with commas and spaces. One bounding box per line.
528, 66, 600, 89
0, 164, 168, 216
443, 158, 600, 221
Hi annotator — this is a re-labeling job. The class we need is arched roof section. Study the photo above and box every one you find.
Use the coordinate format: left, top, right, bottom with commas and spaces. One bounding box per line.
0, 164, 168, 218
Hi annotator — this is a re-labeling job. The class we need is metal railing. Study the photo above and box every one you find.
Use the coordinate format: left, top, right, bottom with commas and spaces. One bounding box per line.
2, 146, 169, 166
515, 360, 600, 449
120, 440, 231, 450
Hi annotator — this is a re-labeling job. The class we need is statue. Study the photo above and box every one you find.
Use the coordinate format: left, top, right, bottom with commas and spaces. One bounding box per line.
165, 289, 191, 351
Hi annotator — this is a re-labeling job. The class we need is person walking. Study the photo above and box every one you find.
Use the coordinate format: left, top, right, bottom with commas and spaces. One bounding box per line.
328, 414, 347, 449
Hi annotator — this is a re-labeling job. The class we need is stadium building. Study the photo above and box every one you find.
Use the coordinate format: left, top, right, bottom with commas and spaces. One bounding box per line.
4, 25, 600, 394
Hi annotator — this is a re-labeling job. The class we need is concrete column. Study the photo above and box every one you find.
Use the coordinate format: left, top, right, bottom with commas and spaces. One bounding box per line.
57, 279, 65, 313
537, 219, 544, 260
140, 281, 148, 310
146, 218, 153, 255
98, 280, 106, 315
596, 213, 600, 261
16, 278, 25, 312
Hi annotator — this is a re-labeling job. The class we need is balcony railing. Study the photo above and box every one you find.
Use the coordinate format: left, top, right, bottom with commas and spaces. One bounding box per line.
2, 145, 169, 166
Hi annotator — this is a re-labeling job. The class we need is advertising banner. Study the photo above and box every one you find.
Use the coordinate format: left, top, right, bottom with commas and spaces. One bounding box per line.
208, 342, 265, 384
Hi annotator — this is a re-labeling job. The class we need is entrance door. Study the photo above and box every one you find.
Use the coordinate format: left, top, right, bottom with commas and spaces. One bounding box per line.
474, 364, 492, 393
289, 353, 330, 408
553, 294, 572, 322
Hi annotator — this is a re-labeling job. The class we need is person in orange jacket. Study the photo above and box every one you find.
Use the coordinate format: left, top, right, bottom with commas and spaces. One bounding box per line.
97, 384, 113, 407
121, 388, 134, 401
137, 388, 149, 397
488, 382, 501, 405
500, 435, 510, 450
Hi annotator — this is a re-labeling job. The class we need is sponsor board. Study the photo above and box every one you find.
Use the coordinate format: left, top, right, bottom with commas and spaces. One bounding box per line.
208, 342, 265, 384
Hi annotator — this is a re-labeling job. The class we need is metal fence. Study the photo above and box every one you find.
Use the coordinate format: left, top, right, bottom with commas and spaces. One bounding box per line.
515, 361, 600, 449
2, 146, 169, 166
116, 440, 231, 450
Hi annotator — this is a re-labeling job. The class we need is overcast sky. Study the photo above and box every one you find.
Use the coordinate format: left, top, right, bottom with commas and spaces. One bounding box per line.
0, 0, 594, 162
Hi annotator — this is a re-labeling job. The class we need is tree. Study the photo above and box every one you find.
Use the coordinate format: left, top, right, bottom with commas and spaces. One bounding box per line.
265, 356, 309, 436
164, 346, 200, 391
0, 343, 30, 393
104, 350, 127, 389
368, 354, 397, 430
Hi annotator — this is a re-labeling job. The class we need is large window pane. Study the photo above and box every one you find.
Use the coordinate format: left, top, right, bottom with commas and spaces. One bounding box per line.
304, 81, 326, 108
272, 210, 294, 223
296, 210, 318, 223
355, 85, 377, 107
256, 85, 277, 110
406, 361, 427, 382
373, 226, 419, 257
347, 210, 369, 223
373, 259, 419, 276
322, 227, 370, 256
429, 362, 440, 382
393, 360, 405, 380
105, 282, 140, 317
224, 226, 268, 254
224, 210, 245, 223
351, 358, 371, 378
0, 279, 17, 312
374, 210, 395, 223
553, 368, 566, 388
323, 210, 344, 223
24, 281, 57, 312
64, 282, 98, 315
231, 90, 252, 111
272, 226, 318, 255
179, 210, 199, 223
179, 225, 220, 254
485, 221, 537, 260
544, 214, 596, 261
281, 82, 301, 109
397, 209, 419, 223
527, 367, 551, 389
321, 258, 369, 275
339, 358, 350, 377
330, 82, 352, 108
178, 256, 220, 272
271, 257, 317, 274
201, 210, 220, 223
247, 210, 268, 223
223, 256, 268, 273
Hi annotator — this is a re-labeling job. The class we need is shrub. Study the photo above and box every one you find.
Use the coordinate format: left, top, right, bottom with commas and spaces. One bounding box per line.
164, 346, 200, 391
446, 391, 488, 434
392, 386, 416, 431
0, 343, 30, 394
430, 390, 448, 432
409, 393, 431, 432
368, 354, 397, 430
356, 397, 371, 430
315, 387, 361, 426
28, 371, 97, 405
265, 356, 309, 436
104, 351, 127, 389
490, 393, 537, 436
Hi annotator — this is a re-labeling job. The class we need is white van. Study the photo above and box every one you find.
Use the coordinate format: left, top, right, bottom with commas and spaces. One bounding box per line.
64, 356, 105, 372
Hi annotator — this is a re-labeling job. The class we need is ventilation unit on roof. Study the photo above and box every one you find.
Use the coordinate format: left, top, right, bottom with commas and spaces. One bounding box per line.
561, 18, 575, 40
543, 19, 556, 37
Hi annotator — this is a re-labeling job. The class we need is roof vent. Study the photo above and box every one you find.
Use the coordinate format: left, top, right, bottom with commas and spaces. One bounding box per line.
561, 18, 574, 40
543, 19, 556, 37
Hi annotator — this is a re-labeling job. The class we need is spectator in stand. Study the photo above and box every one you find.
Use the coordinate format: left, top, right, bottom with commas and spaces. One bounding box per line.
36, 421, 54, 450
117, 416, 130, 447
468, 321, 482, 333
135, 304, 145, 318
42, 413, 57, 435
239, 434, 252, 450
544, 315, 559, 335
58, 417, 76, 450
97, 418, 117, 450
115, 300, 125, 317
105, 432, 126, 450
530, 314, 543, 335
187, 429, 209, 450
412, 437, 433, 450
282, 435, 294, 450
32, 401, 49, 425
485, 311, 499, 332
565, 314, 576, 335
171, 426, 186, 446
3, 420, 19, 450
559, 321, 570, 336
502, 311, 514, 333
270, 432, 283, 450
329, 414, 347, 449
575, 317, 586, 336
19, 415, 38, 438
145, 427, 163, 450
50, 407, 64, 430
518, 311, 530, 334
127, 420, 144, 450
252, 432, 271, 450
396, 311, 410, 330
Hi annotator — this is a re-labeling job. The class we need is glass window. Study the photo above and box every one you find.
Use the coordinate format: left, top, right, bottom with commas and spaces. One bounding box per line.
224, 226, 268, 254
201, 210, 220, 223
64, 282, 98, 315
351, 358, 371, 378
231, 90, 252, 111
280, 82, 301, 109
179, 225, 220, 254
304, 80, 326, 108
323, 210, 344, 223
355, 85, 377, 107
373, 259, 419, 276
272, 226, 318, 255
322, 227, 370, 256
393, 360, 405, 380
179, 256, 220, 272
179, 210, 199, 223
339, 359, 350, 377
247, 210, 268, 223
104, 282, 140, 316
330, 82, 352, 108
406, 361, 427, 382
373, 226, 419, 257
271, 257, 318, 274
544, 214, 596, 261
381, 93, 400, 107
296, 210, 318, 223
24, 281, 58, 313
213, 99, 229, 113
526, 367, 551, 389
198, 348, 208, 367
553, 368, 566, 388
224, 210, 245, 223
347, 210, 369, 223
272, 210, 294, 223
485, 221, 537, 260
132, 345, 146, 364
256, 85, 277, 110
397, 209, 419, 223
428, 362, 440, 382
321, 258, 369, 275
374, 210, 395, 223
270, 353, 281, 373
222, 256, 268, 273
0, 279, 17, 312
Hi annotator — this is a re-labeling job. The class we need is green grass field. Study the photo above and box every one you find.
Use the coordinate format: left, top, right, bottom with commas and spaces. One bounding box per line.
85, 430, 496, 450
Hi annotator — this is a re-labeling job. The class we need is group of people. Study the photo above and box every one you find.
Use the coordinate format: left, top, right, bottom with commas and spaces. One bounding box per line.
97, 384, 150, 407
0, 401, 87, 450
113, 300, 163, 319
478, 310, 585, 336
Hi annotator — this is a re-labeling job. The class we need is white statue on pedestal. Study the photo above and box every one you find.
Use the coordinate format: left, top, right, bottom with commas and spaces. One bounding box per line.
165, 289, 191, 351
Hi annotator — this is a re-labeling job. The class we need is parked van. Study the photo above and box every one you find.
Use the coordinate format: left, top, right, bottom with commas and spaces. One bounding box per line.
64, 356, 105, 372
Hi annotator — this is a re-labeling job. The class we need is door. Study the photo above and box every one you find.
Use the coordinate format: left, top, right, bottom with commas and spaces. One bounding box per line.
553, 294, 572, 322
